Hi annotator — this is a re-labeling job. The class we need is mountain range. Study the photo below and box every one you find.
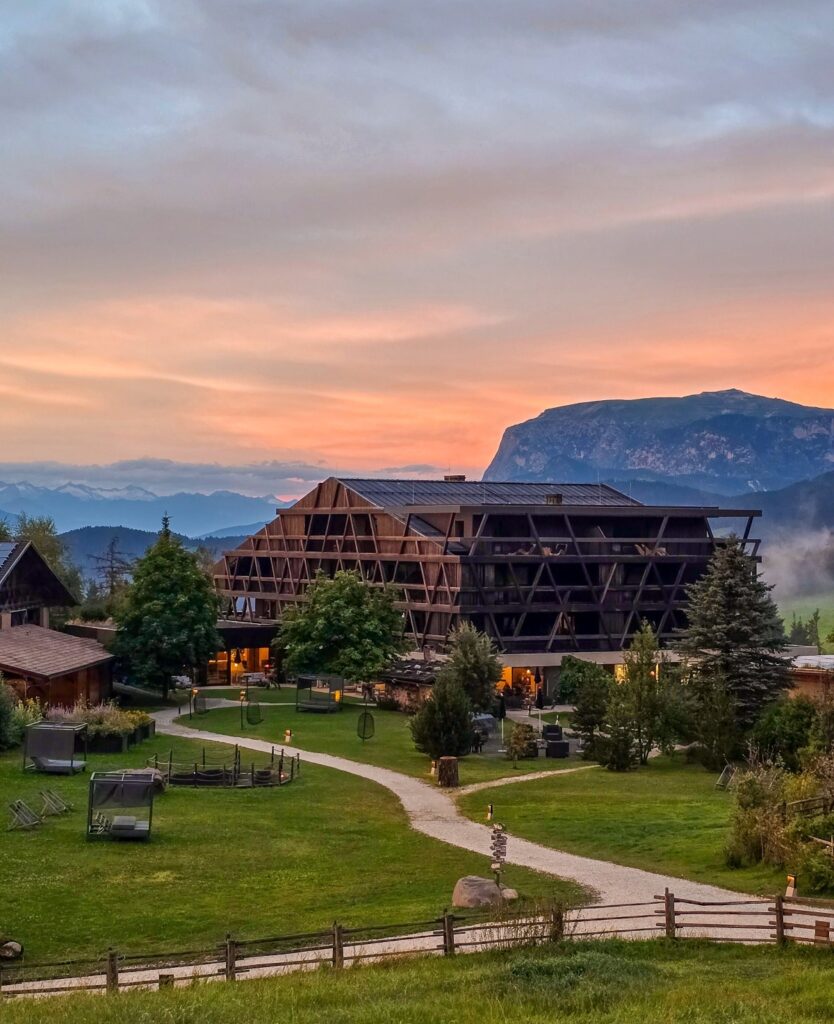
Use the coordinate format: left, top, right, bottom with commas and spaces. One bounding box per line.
60, 526, 249, 582
0, 481, 283, 535
485, 389, 834, 495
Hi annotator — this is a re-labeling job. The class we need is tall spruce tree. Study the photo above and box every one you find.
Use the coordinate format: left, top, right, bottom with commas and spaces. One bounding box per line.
679, 537, 789, 731
114, 517, 221, 699
435, 621, 503, 711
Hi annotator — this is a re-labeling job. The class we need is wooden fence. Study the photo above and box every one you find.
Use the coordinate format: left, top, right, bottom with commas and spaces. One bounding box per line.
3, 893, 834, 1000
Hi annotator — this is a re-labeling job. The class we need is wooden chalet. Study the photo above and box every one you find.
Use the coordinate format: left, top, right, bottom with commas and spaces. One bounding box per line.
214, 477, 761, 693
0, 541, 113, 704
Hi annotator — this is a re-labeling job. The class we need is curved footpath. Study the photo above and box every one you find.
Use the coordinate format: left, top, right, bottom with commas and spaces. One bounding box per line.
154, 703, 744, 907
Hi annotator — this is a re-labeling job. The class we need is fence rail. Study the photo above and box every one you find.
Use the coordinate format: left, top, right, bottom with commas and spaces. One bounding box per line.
3, 894, 834, 1000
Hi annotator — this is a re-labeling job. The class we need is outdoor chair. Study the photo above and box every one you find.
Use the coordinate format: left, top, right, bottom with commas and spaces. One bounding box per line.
40, 790, 73, 816
8, 800, 43, 831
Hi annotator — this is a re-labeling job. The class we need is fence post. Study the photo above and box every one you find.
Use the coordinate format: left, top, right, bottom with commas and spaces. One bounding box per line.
442, 911, 456, 956
332, 922, 344, 969
549, 903, 565, 944
774, 894, 786, 946
105, 947, 119, 993
224, 933, 237, 981
664, 889, 676, 940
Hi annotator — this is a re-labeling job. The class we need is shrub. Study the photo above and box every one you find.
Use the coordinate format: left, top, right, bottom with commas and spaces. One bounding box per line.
47, 699, 138, 737
506, 722, 537, 765
0, 683, 17, 750
409, 677, 473, 760
11, 696, 43, 744
751, 696, 817, 771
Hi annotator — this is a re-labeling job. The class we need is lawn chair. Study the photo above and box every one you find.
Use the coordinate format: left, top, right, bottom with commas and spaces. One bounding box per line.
40, 790, 73, 816
8, 800, 43, 831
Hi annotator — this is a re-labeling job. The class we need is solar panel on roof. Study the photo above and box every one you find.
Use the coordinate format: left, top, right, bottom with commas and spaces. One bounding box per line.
337, 479, 639, 508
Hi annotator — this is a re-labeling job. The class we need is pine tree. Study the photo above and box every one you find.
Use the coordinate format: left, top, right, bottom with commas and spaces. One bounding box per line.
622, 621, 664, 765
679, 537, 789, 730
409, 676, 473, 761
600, 681, 637, 771
114, 517, 221, 699
435, 621, 503, 711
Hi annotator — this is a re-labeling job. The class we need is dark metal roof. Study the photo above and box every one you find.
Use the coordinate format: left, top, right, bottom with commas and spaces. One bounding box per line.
0, 541, 21, 583
339, 478, 641, 508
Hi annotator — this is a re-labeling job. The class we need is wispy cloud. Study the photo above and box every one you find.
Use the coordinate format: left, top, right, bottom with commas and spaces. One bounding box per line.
1, 1, 833, 471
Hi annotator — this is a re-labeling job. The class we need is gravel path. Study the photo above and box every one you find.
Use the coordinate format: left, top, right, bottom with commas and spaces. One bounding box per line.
154, 704, 748, 907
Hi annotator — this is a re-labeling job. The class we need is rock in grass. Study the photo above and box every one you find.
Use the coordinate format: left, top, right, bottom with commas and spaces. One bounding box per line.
0, 941, 23, 960
453, 876, 517, 908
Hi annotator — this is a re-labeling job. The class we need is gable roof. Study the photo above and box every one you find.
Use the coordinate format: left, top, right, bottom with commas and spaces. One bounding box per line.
337, 478, 640, 508
0, 624, 113, 681
0, 540, 78, 610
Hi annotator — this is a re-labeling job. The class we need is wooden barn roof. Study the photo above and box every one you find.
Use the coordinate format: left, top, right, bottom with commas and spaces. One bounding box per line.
0, 624, 113, 681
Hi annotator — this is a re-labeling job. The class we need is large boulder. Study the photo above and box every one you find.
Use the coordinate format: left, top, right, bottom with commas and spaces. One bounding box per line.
0, 940, 23, 961
452, 875, 518, 908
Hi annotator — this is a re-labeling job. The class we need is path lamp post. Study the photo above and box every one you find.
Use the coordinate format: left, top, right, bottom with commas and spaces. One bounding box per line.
239, 689, 246, 729
190, 687, 199, 720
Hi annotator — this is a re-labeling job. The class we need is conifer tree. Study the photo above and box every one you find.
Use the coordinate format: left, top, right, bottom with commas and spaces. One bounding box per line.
409, 676, 473, 761
571, 662, 611, 756
679, 537, 789, 731
435, 621, 503, 711
114, 517, 220, 699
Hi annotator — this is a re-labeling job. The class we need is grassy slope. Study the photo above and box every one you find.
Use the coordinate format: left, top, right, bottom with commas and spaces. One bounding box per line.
777, 593, 834, 652
184, 703, 580, 785
0, 740, 578, 963
5, 941, 834, 1024
459, 757, 785, 895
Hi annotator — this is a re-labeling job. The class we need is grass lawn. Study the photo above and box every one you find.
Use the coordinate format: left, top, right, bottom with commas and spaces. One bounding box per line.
6, 940, 834, 1024
459, 756, 787, 895
183, 703, 581, 785
777, 592, 834, 652
0, 738, 578, 964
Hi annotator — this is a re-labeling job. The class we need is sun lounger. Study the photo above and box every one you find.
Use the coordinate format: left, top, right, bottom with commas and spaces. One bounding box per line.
8, 800, 43, 831
40, 789, 74, 815
30, 756, 86, 775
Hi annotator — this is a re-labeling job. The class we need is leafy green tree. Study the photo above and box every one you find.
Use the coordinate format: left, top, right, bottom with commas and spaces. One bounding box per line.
751, 696, 817, 771
435, 622, 502, 711
571, 662, 611, 756
559, 655, 606, 705
0, 519, 11, 542
679, 537, 790, 731
279, 569, 407, 683
621, 621, 669, 765
114, 517, 221, 699
409, 676, 473, 761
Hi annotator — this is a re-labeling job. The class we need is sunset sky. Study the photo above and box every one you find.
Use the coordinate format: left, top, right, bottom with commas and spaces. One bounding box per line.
2, 1, 834, 495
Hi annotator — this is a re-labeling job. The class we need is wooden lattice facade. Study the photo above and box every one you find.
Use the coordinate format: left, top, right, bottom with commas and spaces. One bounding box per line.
214, 477, 760, 655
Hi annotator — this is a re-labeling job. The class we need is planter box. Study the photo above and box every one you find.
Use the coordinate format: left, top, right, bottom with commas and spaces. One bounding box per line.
88, 733, 130, 754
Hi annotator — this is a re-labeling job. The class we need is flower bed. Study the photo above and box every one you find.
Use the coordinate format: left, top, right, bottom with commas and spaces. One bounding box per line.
46, 701, 154, 750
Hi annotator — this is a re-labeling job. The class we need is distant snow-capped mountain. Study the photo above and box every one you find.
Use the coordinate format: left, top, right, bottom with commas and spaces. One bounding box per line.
0, 481, 283, 536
